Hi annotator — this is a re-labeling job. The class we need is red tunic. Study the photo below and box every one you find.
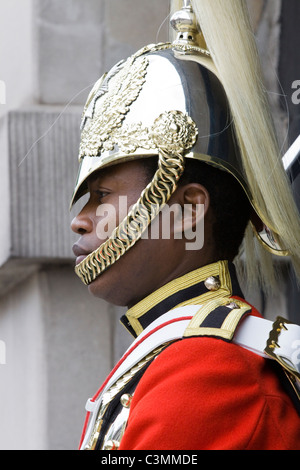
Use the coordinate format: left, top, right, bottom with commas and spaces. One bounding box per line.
119, 330, 300, 450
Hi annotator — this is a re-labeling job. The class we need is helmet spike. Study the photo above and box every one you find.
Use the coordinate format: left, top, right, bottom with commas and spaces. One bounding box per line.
170, 0, 208, 53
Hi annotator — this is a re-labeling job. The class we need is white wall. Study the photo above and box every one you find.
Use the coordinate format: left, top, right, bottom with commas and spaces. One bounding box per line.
0, 267, 118, 450
0, 0, 35, 118
0, 273, 48, 450
0, 0, 35, 266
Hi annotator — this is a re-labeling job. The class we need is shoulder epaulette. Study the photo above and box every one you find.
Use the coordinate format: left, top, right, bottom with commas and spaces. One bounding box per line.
183, 297, 252, 342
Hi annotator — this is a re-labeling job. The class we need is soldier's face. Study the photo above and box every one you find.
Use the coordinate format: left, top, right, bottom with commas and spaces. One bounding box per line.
71, 159, 210, 307
71, 160, 181, 306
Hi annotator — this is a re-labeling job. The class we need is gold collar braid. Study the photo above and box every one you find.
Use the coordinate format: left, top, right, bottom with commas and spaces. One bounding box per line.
122, 260, 240, 337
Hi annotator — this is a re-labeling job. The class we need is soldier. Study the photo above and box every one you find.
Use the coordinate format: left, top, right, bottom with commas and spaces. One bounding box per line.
71, 0, 300, 450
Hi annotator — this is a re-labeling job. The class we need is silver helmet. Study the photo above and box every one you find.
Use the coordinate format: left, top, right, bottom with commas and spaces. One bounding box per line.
71, 0, 299, 287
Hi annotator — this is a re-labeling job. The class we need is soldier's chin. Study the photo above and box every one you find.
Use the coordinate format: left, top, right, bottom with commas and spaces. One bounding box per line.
87, 281, 125, 308
87, 270, 109, 298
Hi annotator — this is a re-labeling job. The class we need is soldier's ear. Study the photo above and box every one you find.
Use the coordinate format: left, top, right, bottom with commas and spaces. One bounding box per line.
170, 184, 209, 241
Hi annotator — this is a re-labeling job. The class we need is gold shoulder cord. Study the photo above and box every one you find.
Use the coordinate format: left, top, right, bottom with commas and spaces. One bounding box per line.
84, 344, 169, 451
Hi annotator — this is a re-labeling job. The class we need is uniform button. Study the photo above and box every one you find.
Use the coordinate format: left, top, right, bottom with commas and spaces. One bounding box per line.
120, 393, 133, 408
103, 440, 120, 450
226, 302, 240, 309
204, 276, 221, 291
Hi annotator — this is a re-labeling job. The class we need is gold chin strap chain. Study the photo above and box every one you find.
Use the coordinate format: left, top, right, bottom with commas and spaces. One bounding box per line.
75, 110, 198, 286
